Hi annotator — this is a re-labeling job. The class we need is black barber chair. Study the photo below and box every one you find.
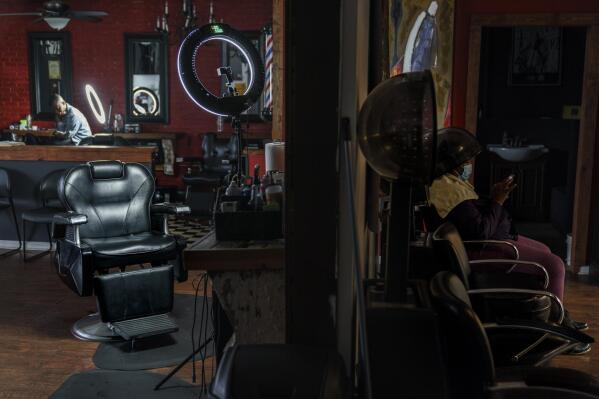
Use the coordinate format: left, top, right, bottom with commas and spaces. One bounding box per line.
53, 161, 189, 342
432, 221, 591, 366
79, 134, 130, 146
183, 133, 238, 216
431, 271, 598, 399
208, 345, 350, 399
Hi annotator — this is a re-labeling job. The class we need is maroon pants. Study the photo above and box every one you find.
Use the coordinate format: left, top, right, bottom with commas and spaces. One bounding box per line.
468, 235, 566, 301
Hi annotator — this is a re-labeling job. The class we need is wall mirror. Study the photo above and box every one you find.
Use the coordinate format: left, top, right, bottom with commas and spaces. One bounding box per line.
220, 30, 265, 121
125, 33, 168, 123
28, 32, 73, 120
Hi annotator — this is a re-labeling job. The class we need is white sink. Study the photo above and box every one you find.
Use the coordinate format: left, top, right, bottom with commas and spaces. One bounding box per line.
487, 144, 548, 162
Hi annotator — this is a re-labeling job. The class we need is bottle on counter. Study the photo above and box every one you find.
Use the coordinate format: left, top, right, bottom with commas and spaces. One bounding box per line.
248, 184, 263, 211
26, 114, 32, 129
225, 178, 242, 197
113, 114, 123, 133
216, 116, 224, 132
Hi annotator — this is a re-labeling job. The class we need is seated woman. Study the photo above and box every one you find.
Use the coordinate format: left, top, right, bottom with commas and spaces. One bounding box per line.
429, 127, 589, 343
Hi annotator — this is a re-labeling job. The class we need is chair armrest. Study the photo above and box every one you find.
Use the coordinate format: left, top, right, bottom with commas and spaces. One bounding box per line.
468, 288, 564, 324
52, 212, 87, 243
469, 259, 549, 290
151, 203, 191, 216
463, 240, 519, 259
53, 212, 88, 225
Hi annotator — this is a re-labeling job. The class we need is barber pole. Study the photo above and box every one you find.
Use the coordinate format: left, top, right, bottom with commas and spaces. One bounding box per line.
263, 27, 273, 112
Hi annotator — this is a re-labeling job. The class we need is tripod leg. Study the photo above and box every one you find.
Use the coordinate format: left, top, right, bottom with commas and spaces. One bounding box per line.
154, 337, 213, 391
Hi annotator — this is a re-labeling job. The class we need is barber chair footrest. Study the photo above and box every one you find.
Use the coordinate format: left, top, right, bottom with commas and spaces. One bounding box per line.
71, 313, 123, 342
110, 314, 178, 341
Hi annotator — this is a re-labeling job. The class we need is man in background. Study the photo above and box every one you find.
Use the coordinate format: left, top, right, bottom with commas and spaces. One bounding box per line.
52, 94, 92, 145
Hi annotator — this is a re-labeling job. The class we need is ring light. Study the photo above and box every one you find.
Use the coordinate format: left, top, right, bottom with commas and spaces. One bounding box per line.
132, 87, 159, 116
84, 84, 106, 125
177, 23, 265, 117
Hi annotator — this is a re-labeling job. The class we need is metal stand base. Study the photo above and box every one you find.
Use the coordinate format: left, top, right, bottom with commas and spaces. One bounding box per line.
71, 313, 123, 342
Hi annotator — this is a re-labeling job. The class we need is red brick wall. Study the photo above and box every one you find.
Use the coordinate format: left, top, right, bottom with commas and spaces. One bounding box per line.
0, 0, 272, 183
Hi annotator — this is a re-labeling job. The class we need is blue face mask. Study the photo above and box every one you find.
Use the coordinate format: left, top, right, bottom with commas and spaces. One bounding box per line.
460, 164, 473, 181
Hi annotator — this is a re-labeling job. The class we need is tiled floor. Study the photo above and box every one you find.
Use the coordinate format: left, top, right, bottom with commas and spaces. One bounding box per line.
168, 216, 213, 243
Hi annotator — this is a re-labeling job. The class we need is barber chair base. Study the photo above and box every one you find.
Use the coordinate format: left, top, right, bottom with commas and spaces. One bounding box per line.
71, 313, 122, 342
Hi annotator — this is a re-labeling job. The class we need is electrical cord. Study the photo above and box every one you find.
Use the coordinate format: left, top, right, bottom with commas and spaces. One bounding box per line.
198, 275, 209, 392
340, 119, 373, 399
190, 272, 207, 383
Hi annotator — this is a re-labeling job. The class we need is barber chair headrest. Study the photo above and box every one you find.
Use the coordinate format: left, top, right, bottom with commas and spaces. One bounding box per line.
202, 133, 238, 161
88, 161, 125, 180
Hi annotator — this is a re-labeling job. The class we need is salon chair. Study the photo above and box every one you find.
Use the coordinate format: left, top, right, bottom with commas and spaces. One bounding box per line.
431, 221, 591, 366
208, 344, 350, 399
79, 133, 129, 146
0, 168, 21, 257
52, 161, 190, 342
421, 204, 519, 259
21, 169, 65, 262
183, 133, 238, 216
431, 271, 598, 399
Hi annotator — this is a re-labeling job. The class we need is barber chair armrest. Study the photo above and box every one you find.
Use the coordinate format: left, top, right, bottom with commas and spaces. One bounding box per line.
52, 212, 88, 243
151, 203, 191, 235
53, 212, 88, 225
469, 259, 549, 290
468, 288, 564, 324
151, 203, 191, 216
463, 240, 519, 260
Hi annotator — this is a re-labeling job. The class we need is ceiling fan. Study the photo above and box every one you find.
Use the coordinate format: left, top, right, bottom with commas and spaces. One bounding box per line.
0, 0, 108, 30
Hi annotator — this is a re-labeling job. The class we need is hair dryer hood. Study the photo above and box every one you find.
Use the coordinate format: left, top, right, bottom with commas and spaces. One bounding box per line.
358, 71, 437, 183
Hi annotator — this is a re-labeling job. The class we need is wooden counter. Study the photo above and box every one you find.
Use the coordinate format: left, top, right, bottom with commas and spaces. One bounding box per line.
184, 230, 285, 271
0, 145, 156, 163
3, 129, 183, 140
184, 230, 285, 347
0, 144, 157, 243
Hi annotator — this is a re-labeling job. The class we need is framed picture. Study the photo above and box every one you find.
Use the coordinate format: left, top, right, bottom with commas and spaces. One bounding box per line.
387, 0, 455, 128
509, 27, 562, 86
28, 32, 73, 120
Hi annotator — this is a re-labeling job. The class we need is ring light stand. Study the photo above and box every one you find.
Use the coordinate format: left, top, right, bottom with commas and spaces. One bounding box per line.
177, 23, 265, 180
155, 24, 265, 391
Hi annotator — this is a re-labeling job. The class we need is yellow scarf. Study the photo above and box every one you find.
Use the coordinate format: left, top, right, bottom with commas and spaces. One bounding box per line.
429, 174, 479, 218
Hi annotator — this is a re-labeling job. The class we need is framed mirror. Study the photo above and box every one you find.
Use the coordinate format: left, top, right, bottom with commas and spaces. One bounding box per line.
28, 32, 73, 120
220, 30, 266, 121
125, 33, 168, 123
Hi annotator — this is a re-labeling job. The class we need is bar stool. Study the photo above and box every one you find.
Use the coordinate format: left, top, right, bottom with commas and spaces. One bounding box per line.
21, 169, 65, 262
0, 168, 21, 257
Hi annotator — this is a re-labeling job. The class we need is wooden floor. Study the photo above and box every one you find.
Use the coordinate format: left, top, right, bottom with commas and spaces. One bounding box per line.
0, 252, 213, 399
0, 252, 598, 398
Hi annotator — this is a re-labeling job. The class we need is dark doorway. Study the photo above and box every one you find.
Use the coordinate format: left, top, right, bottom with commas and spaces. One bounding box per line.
474, 26, 586, 259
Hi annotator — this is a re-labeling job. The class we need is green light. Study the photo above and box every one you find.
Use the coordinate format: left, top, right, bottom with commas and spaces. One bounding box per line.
211, 25, 224, 33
